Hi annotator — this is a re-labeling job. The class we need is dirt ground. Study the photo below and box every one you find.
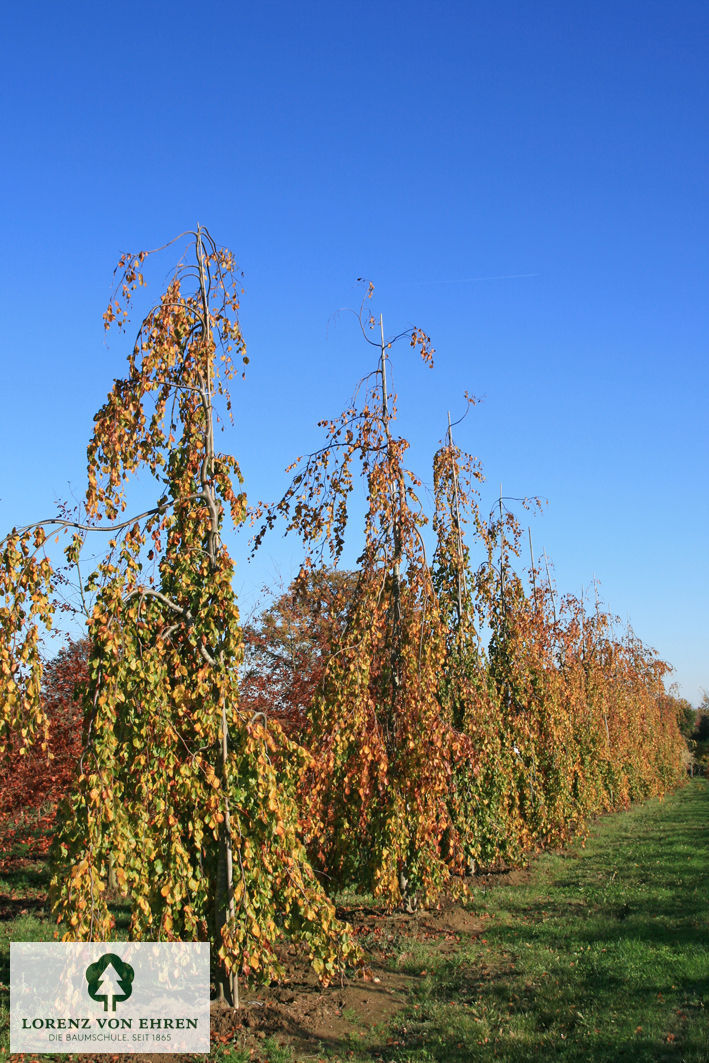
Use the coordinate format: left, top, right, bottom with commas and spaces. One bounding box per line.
130, 880, 523, 1061
213, 895, 488, 1057
8, 871, 529, 1063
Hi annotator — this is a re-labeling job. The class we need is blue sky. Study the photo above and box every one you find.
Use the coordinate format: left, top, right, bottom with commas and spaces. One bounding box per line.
1, 1, 707, 701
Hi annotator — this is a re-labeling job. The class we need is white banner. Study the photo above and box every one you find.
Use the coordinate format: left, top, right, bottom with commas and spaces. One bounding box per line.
11, 942, 210, 1053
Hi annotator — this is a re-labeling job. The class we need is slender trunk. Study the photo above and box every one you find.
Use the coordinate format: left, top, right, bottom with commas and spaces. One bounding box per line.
445, 414, 468, 730
196, 227, 238, 1007
380, 316, 412, 907
528, 527, 537, 604
447, 412, 466, 630
379, 315, 404, 755
543, 550, 558, 626
498, 484, 505, 611
497, 484, 513, 710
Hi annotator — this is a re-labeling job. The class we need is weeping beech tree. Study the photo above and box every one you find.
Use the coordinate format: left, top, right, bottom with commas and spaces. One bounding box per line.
431, 411, 491, 728
430, 424, 523, 870
255, 292, 475, 907
0, 228, 357, 1005
435, 455, 687, 862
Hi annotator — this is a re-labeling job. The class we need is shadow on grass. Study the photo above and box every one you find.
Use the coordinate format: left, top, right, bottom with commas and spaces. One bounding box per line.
0, 860, 51, 893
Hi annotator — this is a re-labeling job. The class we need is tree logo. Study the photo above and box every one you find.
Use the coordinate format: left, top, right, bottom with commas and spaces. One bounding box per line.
85, 953, 135, 1012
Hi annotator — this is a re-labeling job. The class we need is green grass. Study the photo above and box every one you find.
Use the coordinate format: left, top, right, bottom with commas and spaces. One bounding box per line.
346, 779, 709, 1062
0, 856, 55, 1057
1, 781, 707, 1061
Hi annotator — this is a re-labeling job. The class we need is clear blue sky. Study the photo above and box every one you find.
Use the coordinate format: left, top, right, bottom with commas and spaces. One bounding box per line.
1, 1, 707, 702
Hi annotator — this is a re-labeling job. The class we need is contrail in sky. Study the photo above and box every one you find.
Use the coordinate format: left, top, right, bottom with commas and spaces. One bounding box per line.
391, 273, 540, 286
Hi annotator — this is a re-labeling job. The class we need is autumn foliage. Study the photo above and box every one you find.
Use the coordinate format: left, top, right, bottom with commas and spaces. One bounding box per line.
0, 235, 690, 1003
240, 568, 356, 738
0, 637, 87, 869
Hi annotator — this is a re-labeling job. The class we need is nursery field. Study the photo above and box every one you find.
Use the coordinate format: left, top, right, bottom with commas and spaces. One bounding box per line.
2, 779, 707, 1063
0, 230, 698, 1052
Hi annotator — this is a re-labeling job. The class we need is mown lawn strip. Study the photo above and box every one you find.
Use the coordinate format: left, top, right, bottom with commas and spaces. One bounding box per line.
347, 779, 709, 1063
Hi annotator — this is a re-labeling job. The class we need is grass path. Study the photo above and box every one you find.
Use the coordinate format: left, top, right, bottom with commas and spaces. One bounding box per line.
353, 779, 709, 1062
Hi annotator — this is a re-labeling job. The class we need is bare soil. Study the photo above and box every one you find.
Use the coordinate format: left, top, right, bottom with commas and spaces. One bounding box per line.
208, 873, 525, 1059
8, 871, 528, 1063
